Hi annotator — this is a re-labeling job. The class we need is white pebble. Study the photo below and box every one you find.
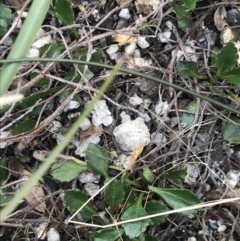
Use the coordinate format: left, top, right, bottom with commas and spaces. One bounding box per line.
80, 118, 91, 131
120, 111, 131, 123
119, 8, 131, 20
78, 171, 101, 183
151, 132, 167, 146
137, 37, 150, 49
129, 93, 143, 106
218, 225, 227, 233
84, 183, 100, 196
157, 31, 171, 43
47, 228, 60, 241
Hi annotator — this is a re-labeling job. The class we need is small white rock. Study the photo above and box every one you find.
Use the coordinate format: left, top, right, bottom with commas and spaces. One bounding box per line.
184, 164, 200, 184
92, 9, 100, 22
218, 225, 227, 233
113, 153, 131, 170
0, 131, 11, 149
129, 93, 143, 106
170, 117, 179, 128
47, 228, 60, 241
137, 37, 150, 49
188, 238, 196, 241
225, 170, 240, 188
78, 171, 101, 183
79, 118, 91, 131
17, 10, 28, 18
119, 8, 131, 20
91, 100, 113, 126
157, 31, 171, 43
35, 221, 48, 239
106, 45, 119, 56
75, 135, 100, 157
120, 111, 131, 123
32, 29, 52, 49
113, 117, 150, 152
3, 36, 14, 47
84, 183, 100, 196
151, 132, 167, 146
64, 100, 80, 112
155, 100, 169, 116
27, 47, 39, 58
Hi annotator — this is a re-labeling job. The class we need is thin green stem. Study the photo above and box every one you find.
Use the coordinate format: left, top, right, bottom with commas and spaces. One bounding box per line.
0, 0, 52, 96
1, 58, 240, 115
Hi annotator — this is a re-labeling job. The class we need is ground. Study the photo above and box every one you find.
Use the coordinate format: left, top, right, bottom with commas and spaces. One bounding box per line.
0, 0, 240, 240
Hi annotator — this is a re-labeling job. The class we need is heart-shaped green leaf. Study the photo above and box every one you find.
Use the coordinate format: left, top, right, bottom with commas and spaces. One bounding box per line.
171, 3, 187, 17
12, 120, 36, 135
176, 61, 207, 79
145, 200, 168, 225
223, 116, 240, 144
86, 144, 111, 178
221, 68, 240, 84
182, 0, 196, 10
104, 179, 125, 208
165, 169, 187, 183
50, 160, 88, 182
91, 228, 124, 241
64, 190, 96, 214
216, 42, 238, 76
54, 0, 74, 25
121, 195, 149, 239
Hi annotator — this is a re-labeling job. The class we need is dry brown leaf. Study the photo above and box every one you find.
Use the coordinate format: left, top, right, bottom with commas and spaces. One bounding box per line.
78, 125, 102, 138
78, 5, 88, 17
214, 6, 227, 31
22, 170, 46, 213
112, 33, 137, 46
129, 145, 144, 172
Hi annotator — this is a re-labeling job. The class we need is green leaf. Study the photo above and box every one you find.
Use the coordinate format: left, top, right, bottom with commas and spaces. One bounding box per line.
92, 228, 124, 241
143, 167, 155, 183
148, 186, 201, 215
40, 43, 65, 59
181, 101, 197, 129
54, 0, 74, 25
90, 51, 103, 63
221, 68, 240, 84
0, 157, 7, 185
177, 15, 191, 29
210, 47, 220, 65
216, 42, 238, 76
0, 6, 12, 25
165, 169, 187, 183
171, 3, 187, 17
145, 200, 168, 225
64, 190, 96, 214
145, 235, 160, 241
50, 160, 88, 182
86, 144, 111, 178
181, 0, 196, 9
176, 61, 207, 79
223, 116, 240, 144
12, 119, 36, 135
121, 196, 150, 239
65, 65, 94, 82
0, 6, 12, 37
104, 179, 125, 208
0, 194, 13, 205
